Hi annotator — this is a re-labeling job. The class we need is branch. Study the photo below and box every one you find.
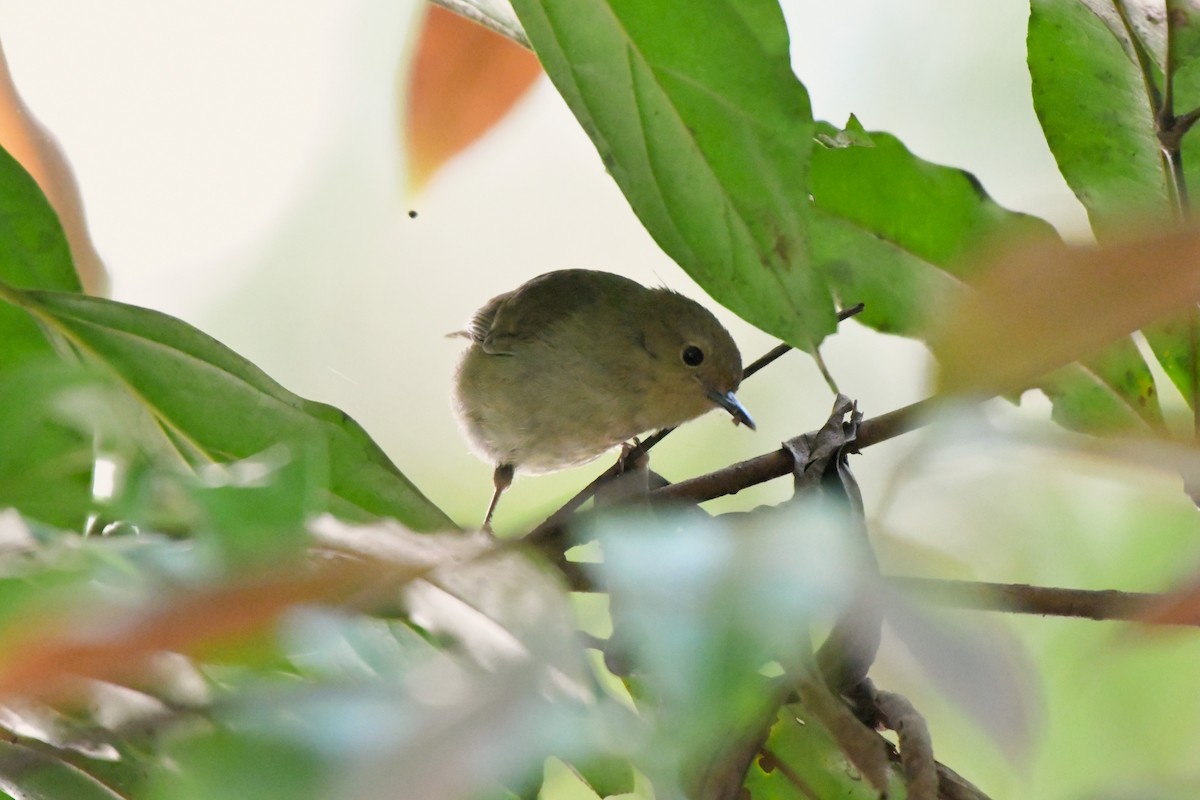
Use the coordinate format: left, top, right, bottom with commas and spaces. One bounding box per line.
649, 397, 936, 506
891, 576, 1184, 625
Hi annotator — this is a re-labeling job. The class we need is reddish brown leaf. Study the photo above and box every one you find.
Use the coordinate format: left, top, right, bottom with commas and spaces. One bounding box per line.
404, 5, 542, 192
0, 559, 428, 701
1138, 580, 1200, 627
932, 226, 1200, 399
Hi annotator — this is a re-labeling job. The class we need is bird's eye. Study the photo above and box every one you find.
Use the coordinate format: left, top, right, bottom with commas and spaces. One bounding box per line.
681, 345, 705, 366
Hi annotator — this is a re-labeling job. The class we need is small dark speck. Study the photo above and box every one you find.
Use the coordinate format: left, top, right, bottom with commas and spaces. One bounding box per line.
408, 210, 418, 219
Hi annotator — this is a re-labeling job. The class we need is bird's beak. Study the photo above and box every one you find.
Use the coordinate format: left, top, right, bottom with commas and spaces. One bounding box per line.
706, 388, 756, 430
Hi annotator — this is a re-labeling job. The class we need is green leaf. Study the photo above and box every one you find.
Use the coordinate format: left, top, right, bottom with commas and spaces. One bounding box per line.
0, 740, 128, 800
187, 443, 325, 569
1028, 0, 1170, 229
0, 360, 97, 529
1027, 3, 1200, 414
0, 144, 82, 370
588, 506, 856, 794
745, 703, 906, 800
1039, 340, 1163, 433
568, 754, 635, 798
0, 285, 455, 532
510, 0, 835, 349
809, 121, 1058, 335
148, 730, 325, 800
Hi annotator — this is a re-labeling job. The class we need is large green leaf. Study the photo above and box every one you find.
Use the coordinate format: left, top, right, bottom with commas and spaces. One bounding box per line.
1028, 1, 1200, 413
0, 284, 454, 532
0, 144, 81, 370
808, 120, 1058, 335
1028, 0, 1171, 227
509, 0, 835, 349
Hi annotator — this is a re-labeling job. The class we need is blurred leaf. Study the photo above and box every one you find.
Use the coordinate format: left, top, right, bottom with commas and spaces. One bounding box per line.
148, 730, 326, 800
511, 0, 836, 349
312, 515, 590, 685
1028, 0, 1170, 230
0, 42, 105, 295
0, 285, 455, 532
189, 444, 325, 570
588, 506, 855, 793
745, 703, 905, 800
405, 5, 542, 192
0, 700, 119, 761
0, 558, 427, 700
0, 361, 98, 529
932, 227, 1200, 402
809, 121, 1057, 336
567, 754, 635, 798
1138, 580, 1200, 626
0, 739, 128, 800
0, 141, 81, 372
885, 587, 1039, 761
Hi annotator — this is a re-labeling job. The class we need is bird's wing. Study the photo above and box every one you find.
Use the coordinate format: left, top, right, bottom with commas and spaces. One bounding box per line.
465, 289, 513, 347
473, 271, 641, 355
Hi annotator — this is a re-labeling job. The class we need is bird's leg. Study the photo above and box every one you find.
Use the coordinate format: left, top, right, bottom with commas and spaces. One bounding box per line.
482, 463, 514, 532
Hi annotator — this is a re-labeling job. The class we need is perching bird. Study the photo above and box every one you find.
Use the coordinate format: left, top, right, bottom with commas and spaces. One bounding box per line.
453, 269, 755, 529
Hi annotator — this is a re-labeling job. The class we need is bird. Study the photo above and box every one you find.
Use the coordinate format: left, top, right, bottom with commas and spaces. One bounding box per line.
452, 269, 755, 529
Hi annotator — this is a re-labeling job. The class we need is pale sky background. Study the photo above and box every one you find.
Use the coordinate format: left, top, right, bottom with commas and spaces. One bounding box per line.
0, 0, 1087, 532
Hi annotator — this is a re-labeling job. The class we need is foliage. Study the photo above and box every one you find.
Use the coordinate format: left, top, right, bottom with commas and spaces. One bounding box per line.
2, 1, 1200, 799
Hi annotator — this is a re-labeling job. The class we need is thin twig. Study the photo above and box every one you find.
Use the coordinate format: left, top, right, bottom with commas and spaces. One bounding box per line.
649, 397, 936, 506
891, 575, 1182, 625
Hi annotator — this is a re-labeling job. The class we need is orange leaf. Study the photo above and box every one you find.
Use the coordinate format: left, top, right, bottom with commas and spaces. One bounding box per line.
0, 42, 107, 295
404, 5, 542, 192
932, 226, 1200, 398
0, 559, 428, 701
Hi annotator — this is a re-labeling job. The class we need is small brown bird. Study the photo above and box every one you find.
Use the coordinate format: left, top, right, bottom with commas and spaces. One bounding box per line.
453, 269, 754, 529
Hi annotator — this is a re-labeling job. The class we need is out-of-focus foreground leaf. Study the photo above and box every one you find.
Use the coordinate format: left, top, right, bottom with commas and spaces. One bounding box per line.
587, 505, 860, 796
0, 284, 455, 532
932, 226, 1200, 407
405, 5, 542, 192
0, 361, 97, 529
0, 739, 128, 800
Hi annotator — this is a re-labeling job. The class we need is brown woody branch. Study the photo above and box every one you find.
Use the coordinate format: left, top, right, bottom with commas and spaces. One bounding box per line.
891, 576, 1186, 625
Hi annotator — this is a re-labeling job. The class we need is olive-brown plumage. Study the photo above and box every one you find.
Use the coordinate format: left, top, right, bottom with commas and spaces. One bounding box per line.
453, 269, 754, 527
